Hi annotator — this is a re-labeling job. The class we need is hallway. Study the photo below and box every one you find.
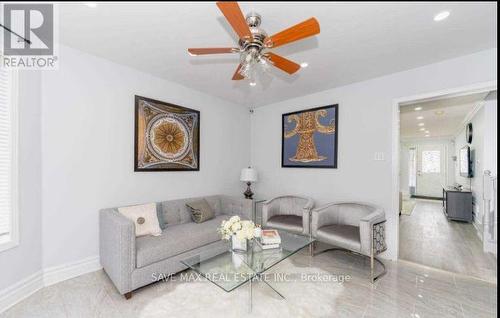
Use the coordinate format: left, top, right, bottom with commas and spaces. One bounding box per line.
399, 199, 497, 282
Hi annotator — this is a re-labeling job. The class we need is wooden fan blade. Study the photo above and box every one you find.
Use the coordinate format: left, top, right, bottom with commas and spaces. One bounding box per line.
188, 48, 238, 55
216, 2, 252, 40
265, 53, 301, 74
232, 64, 244, 80
265, 17, 320, 48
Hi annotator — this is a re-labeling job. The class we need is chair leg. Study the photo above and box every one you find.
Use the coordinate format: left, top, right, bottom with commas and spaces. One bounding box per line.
309, 241, 315, 257
370, 254, 387, 284
316, 247, 386, 283
370, 252, 374, 283
124, 292, 132, 300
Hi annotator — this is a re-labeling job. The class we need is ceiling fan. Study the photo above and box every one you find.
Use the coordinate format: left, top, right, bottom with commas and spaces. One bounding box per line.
187, 2, 320, 83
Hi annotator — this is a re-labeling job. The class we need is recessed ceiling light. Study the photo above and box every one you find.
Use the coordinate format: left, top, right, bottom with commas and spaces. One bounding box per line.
417, 116, 424, 120
414, 107, 423, 111
425, 130, 430, 134
435, 110, 445, 116
300, 62, 309, 68
425, 135, 430, 138
420, 128, 426, 131
249, 82, 257, 87
418, 123, 425, 127
434, 11, 450, 22
84, 2, 97, 8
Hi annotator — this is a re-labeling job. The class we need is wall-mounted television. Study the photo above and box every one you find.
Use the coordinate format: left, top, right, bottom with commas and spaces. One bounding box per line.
459, 145, 473, 178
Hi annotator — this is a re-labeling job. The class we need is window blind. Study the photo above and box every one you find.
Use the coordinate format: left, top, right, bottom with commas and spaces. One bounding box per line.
0, 66, 12, 238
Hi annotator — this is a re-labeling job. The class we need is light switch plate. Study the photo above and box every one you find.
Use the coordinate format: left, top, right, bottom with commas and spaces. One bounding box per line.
374, 152, 385, 161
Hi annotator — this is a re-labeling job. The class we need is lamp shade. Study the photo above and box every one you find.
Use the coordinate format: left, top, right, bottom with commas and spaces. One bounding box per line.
240, 167, 258, 182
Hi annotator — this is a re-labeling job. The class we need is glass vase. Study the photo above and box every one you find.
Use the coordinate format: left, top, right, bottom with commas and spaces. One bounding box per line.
231, 235, 248, 253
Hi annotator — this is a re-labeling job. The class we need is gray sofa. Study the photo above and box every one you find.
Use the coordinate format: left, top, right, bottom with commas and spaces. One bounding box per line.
99, 195, 252, 298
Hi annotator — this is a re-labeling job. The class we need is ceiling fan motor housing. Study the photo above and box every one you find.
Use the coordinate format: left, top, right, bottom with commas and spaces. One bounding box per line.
239, 12, 267, 53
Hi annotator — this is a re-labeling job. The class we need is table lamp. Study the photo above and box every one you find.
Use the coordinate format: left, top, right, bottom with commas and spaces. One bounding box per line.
240, 167, 258, 199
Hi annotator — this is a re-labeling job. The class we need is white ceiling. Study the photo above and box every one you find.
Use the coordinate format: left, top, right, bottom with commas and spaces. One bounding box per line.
399, 92, 489, 139
59, 2, 497, 107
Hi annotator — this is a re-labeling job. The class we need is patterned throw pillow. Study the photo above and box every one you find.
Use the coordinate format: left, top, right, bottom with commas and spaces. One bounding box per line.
186, 199, 215, 223
118, 203, 162, 237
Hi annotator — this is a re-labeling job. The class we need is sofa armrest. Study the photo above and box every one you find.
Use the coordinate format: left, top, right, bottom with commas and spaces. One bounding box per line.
99, 208, 136, 294
311, 203, 340, 237
220, 195, 253, 220
359, 208, 385, 256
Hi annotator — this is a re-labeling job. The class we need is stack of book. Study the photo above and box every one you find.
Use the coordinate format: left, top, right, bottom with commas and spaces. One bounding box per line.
257, 229, 281, 250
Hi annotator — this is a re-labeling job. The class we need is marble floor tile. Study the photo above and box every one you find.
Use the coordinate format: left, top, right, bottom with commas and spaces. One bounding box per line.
1, 245, 496, 318
399, 199, 497, 282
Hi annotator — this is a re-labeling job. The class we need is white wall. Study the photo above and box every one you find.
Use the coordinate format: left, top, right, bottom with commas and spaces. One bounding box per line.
400, 138, 455, 196
251, 48, 497, 260
455, 107, 484, 229
0, 72, 42, 290
482, 92, 497, 252
40, 46, 250, 268
483, 91, 498, 177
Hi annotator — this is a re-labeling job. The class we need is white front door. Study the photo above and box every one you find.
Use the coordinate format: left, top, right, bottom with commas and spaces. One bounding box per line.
416, 144, 446, 198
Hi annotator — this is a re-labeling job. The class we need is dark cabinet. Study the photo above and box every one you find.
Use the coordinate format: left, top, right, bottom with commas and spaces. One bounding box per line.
443, 187, 473, 222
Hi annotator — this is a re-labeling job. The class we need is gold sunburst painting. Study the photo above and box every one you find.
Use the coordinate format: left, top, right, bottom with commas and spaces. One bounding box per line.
282, 104, 338, 168
135, 96, 200, 171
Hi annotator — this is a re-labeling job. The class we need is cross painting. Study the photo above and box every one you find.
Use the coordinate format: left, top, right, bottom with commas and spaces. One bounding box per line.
135, 95, 200, 171
282, 105, 338, 168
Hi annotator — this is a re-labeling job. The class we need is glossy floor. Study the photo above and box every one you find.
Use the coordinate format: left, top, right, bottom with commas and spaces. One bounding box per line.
399, 199, 497, 282
1, 246, 496, 318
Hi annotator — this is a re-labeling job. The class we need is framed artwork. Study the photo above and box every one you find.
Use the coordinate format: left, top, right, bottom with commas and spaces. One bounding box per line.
134, 95, 200, 171
282, 104, 338, 168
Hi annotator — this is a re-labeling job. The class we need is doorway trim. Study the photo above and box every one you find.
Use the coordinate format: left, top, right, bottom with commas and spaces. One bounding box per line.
391, 80, 497, 259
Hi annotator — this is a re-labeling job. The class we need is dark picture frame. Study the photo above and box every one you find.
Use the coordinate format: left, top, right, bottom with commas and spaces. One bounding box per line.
134, 95, 200, 171
281, 104, 338, 168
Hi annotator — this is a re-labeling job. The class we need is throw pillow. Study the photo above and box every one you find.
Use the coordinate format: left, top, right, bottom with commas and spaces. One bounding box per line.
186, 199, 215, 223
118, 203, 162, 237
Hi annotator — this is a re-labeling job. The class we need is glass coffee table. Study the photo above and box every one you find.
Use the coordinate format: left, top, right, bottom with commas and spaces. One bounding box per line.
181, 230, 314, 312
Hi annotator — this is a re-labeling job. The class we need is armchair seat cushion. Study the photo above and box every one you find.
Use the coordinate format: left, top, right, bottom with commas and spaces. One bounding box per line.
136, 215, 226, 268
266, 215, 303, 234
316, 224, 361, 252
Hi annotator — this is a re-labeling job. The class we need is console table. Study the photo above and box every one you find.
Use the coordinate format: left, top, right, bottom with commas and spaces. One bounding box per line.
442, 186, 473, 222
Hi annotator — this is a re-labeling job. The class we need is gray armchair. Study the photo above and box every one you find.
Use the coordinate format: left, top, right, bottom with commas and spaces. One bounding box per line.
311, 202, 387, 282
262, 195, 314, 236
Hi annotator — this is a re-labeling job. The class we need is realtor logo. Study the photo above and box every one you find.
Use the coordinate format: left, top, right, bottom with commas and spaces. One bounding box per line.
1, 3, 58, 69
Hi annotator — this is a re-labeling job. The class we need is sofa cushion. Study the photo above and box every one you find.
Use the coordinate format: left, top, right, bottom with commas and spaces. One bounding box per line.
316, 224, 361, 252
156, 203, 166, 230
118, 203, 162, 237
161, 196, 222, 226
136, 215, 226, 268
266, 215, 303, 234
186, 199, 215, 223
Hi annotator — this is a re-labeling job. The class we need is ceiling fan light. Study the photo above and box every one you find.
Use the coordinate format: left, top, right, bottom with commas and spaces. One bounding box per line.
238, 62, 251, 78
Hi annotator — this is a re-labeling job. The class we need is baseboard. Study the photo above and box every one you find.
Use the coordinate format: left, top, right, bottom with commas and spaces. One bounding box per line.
0, 270, 44, 314
0, 256, 102, 314
43, 256, 102, 287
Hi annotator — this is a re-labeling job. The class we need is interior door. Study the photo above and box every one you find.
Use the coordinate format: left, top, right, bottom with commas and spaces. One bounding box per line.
416, 144, 446, 198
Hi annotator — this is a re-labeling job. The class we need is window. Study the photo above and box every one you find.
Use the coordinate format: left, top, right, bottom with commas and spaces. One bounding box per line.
0, 65, 18, 251
421, 150, 441, 173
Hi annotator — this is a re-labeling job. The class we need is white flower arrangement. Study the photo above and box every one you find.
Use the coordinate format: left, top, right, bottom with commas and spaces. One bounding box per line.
218, 215, 255, 241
